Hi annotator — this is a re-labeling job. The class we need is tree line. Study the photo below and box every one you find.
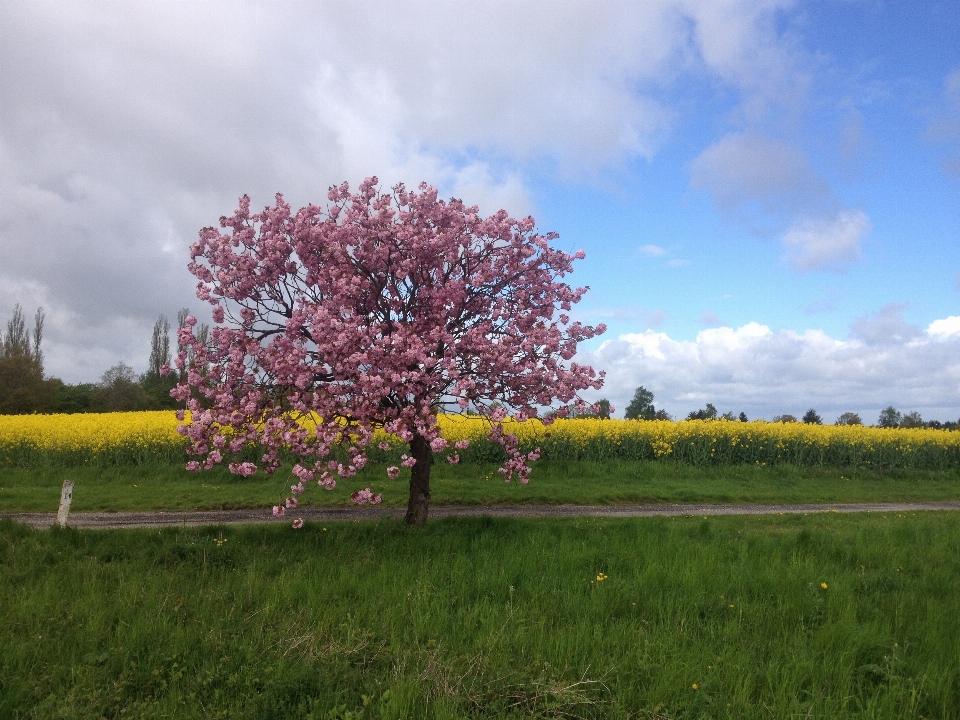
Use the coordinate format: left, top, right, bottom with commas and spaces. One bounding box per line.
617, 386, 959, 430
0, 305, 207, 415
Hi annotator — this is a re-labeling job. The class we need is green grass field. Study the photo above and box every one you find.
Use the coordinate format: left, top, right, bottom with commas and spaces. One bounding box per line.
3, 511, 960, 718
2, 461, 960, 513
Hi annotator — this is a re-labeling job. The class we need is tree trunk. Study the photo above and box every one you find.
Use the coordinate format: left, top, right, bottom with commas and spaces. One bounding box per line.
405, 433, 434, 525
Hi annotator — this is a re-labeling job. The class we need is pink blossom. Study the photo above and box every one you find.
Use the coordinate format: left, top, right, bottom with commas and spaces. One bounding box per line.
386, 466, 400, 479
285, 497, 298, 509
228, 461, 257, 476
446, 453, 460, 464
454, 439, 470, 450
317, 471, 336, 490
350, 487, 383, 505
292, 464, 315, 483
272, 505, 285, 517
173, 178, 604, 525
292, 518, 304, 529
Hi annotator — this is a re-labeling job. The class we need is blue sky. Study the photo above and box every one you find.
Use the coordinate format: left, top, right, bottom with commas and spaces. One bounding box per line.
1, 1, 958, 422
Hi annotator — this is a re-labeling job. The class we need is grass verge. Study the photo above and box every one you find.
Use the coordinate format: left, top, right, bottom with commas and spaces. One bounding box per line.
2, 512, 959, 718
2, 461, 960, 513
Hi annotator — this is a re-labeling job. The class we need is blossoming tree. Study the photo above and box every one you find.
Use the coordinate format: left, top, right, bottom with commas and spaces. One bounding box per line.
169, 177, 605, 525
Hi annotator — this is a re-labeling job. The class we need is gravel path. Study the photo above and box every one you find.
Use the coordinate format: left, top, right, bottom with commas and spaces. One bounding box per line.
5, 501, 960, 529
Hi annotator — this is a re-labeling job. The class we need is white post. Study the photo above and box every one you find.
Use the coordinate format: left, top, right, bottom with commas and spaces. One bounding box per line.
57, 480, 74, 528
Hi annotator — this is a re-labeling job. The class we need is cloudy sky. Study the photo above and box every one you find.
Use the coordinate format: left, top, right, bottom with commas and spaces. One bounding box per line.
1, 0, 958, 422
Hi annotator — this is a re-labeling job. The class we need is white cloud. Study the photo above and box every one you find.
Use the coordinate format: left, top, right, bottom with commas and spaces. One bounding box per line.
690, 133, 870, 271
639, 244, 669, 256
681, 0, 808, 125
580, 315, 960, 422
0, 0, 825, 382
698, 310, 723, 327
928, 316, 960, 338
781, 210, 870, 271
690, 132, 828, 213
850, 304, 921, 345
584, 306, 667, 328
639, 244, 690, 267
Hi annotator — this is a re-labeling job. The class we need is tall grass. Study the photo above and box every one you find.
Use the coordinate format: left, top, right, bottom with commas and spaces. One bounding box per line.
2, 512, 959, 718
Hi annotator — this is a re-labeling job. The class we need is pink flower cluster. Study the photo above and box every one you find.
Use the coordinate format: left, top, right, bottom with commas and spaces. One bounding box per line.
172, 177, 604, 512
350, 487, 382, 505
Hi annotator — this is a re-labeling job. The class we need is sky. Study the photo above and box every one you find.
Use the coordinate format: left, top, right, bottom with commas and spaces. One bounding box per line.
1, 0, 958, 423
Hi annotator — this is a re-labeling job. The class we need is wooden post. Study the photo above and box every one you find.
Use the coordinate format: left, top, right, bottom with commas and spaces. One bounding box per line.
57, 480, 74, 528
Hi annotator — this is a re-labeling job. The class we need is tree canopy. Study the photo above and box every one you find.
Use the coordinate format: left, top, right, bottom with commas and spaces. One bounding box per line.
687, 403, 718, 421
624, 386, 654, 420
171, 178, 605, 524
878, 406, 902, 428
0, 304, 56, 414
835, 412, 862, 426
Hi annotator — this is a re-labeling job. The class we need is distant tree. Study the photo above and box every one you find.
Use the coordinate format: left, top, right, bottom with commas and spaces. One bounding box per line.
594, 399, 612, 419
878, 406, 902, 428
0, 304, 56, 414
93, 362, 150, 412
148, 314, 171, 376
687, 403, 718, 421
772, 414, 797, 423
567, 398, 613, 419
835, 412, 862, 426
140, 314, 180, 409
652, 408, 672, 421
720, 411, 737, 421
0, 355, 57, 414
624, 386, 655, 420
2, 304, 45, 368
900, 411, 924, 429
738, 412, 748, 422
2, 304, 30, 358
51, 381, 96, 413
802, 409, 822, 425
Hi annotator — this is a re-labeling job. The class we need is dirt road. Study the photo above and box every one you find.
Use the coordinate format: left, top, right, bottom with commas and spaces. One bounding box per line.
5, 501, 960, 529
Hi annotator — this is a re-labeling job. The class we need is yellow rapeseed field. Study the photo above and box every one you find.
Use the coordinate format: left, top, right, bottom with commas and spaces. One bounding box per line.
2, 411, 959, 469
0, 411, 186, 467
410, 415, 960, 469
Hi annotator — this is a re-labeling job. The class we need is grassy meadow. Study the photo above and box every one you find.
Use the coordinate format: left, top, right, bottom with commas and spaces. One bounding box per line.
3, 410, 960, 718
3, 512, 960, 718
3, 461, 960, 513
